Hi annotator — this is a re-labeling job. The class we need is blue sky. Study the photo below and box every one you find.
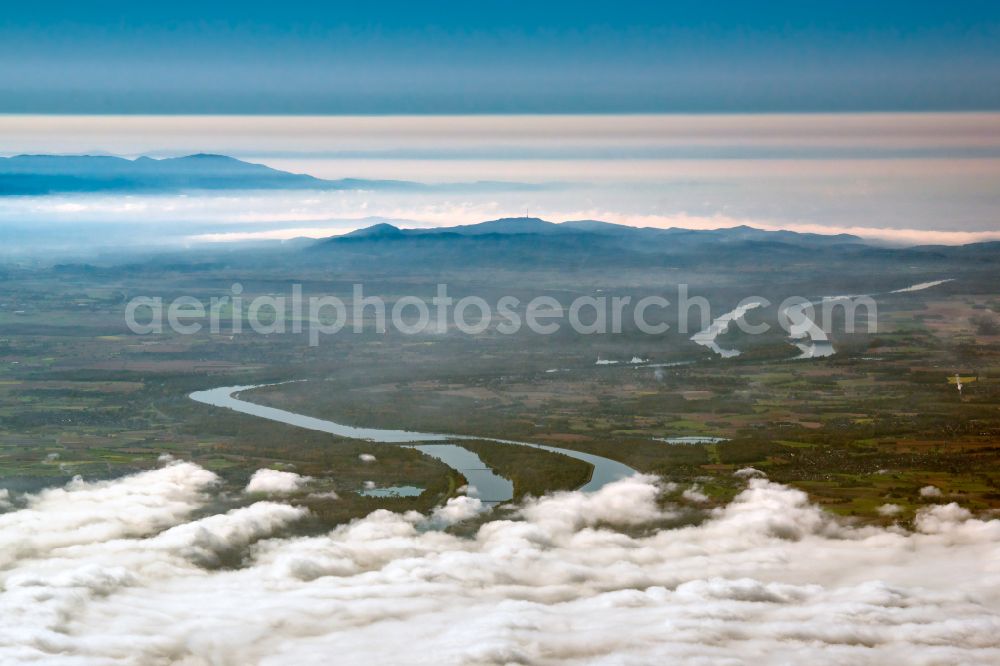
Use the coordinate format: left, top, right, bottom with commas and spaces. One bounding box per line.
2, 1, 999, 113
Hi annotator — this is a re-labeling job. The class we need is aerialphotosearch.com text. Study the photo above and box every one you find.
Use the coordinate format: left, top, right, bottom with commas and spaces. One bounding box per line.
124, 283, 877, 346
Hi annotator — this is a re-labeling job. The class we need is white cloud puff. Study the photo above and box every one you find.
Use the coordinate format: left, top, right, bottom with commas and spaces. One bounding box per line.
682, 484, 710, 503
359, 453, 377, 463
921, 485, 944, 498
1, 464, 999, 664
457, 484, 479, 497
878, 503, 903, 517
245, 468, 312, 495
426, 495, 485, 527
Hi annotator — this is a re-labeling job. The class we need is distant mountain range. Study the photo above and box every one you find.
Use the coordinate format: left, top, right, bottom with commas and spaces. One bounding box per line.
6, 155, 996, 270
332, 217, 864, 245
306, 217, 999, 271
0, 154, 546, 195
303, 217, 871, 270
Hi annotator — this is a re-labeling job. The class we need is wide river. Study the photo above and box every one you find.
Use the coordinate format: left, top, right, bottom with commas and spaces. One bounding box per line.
190, 384, 637, 502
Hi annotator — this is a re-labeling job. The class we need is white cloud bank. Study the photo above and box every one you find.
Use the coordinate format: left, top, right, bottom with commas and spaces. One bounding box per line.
1, 463, 998, 664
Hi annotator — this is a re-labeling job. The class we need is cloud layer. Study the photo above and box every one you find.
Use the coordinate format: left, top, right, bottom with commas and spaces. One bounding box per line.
4, 114, 1000, 252
1, 462, 998, 664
